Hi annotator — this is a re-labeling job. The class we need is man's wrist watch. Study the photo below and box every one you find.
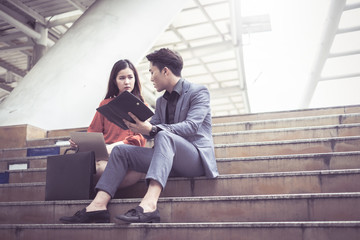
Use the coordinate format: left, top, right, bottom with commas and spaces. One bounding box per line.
149, 125, 158, 137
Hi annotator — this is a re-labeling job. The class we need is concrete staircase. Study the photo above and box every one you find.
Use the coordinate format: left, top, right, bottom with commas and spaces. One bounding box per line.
0, 105, 360, 239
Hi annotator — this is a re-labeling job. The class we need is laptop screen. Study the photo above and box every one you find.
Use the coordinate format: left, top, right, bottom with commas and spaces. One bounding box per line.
70, 132, 109, 161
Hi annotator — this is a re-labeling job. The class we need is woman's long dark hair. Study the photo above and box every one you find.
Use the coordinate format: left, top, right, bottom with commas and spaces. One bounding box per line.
104, 59, 144, 102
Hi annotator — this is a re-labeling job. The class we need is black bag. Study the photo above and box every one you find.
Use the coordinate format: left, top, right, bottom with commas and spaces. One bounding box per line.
45, 148, 96, 201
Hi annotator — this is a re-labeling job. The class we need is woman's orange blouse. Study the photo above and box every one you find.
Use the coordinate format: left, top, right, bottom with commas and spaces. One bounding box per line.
88, 98, 146, 147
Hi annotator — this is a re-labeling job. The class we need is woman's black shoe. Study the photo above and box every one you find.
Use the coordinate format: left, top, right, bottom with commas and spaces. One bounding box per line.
59, 208, 110, 224
115, 206, 160, 223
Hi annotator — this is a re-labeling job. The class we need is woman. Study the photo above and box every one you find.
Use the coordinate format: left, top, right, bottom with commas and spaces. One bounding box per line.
89, 59, 146, 149
71, 59, 146, 186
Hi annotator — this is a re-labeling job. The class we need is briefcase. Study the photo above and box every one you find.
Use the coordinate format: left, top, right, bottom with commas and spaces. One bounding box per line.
45, 148, 96, 201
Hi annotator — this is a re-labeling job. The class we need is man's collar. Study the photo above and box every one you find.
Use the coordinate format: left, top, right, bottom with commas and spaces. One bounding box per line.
163, 78, 183, 99
172, 78, 183, 95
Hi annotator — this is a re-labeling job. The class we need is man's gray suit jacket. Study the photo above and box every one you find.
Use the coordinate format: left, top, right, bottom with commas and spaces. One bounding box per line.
149, 79, 219, 178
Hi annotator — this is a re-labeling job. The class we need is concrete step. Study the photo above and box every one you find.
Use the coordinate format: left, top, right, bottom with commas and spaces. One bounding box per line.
26, 137, 154, 149
23, 114, 360, 149
0, 221, 359, 240
26, 137, 70, 147
218, 151, 360, 174
3, 135, 360, 173
24, 114, 360, 147
13, 113, 359, 155
2, 135, 360, 162
46, 127, 87, 138
1, 105, 359, 151
1, 169, 360, 202
0, 145, 66, 160
116, 169, 360, 199
7, 168, 45, 183
0, 156, 47, 171
0, 125, 47, 149
0, 148, 28, 160
212, 113, 360, 133
215, 136, 360, 158
6, 151, 360, 183
212, 105, 360, 124
0, 193, 359, 224
1, 113, 359, 160
1, 141, 157, 161
213, 123, 360, 144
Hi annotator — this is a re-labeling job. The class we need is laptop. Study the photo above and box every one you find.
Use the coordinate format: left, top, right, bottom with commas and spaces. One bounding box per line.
70, 132, 109, 161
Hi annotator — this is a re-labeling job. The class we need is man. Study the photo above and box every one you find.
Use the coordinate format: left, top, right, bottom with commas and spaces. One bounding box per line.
60, 48, 218, 224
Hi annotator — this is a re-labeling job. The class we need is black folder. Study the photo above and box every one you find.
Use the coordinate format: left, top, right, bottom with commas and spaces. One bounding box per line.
96, 91, 154, 130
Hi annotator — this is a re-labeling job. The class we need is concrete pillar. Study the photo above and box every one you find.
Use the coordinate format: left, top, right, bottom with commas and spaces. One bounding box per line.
0, 0, 187, 130
32, 22, 48, 66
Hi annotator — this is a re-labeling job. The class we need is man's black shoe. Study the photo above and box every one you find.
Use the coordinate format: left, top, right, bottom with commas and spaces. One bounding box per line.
115, 206, 160, 223
59, 208, 110, 224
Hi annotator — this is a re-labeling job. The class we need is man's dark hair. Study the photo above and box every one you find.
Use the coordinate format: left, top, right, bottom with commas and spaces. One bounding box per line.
146, 48, 183, 77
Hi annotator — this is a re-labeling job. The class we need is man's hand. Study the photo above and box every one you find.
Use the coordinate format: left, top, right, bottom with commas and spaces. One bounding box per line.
124, 112, 152, 135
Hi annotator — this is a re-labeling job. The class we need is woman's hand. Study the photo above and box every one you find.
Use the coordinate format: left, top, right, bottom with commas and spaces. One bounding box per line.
69, 139, 78, 149
124, 112, 152, 135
